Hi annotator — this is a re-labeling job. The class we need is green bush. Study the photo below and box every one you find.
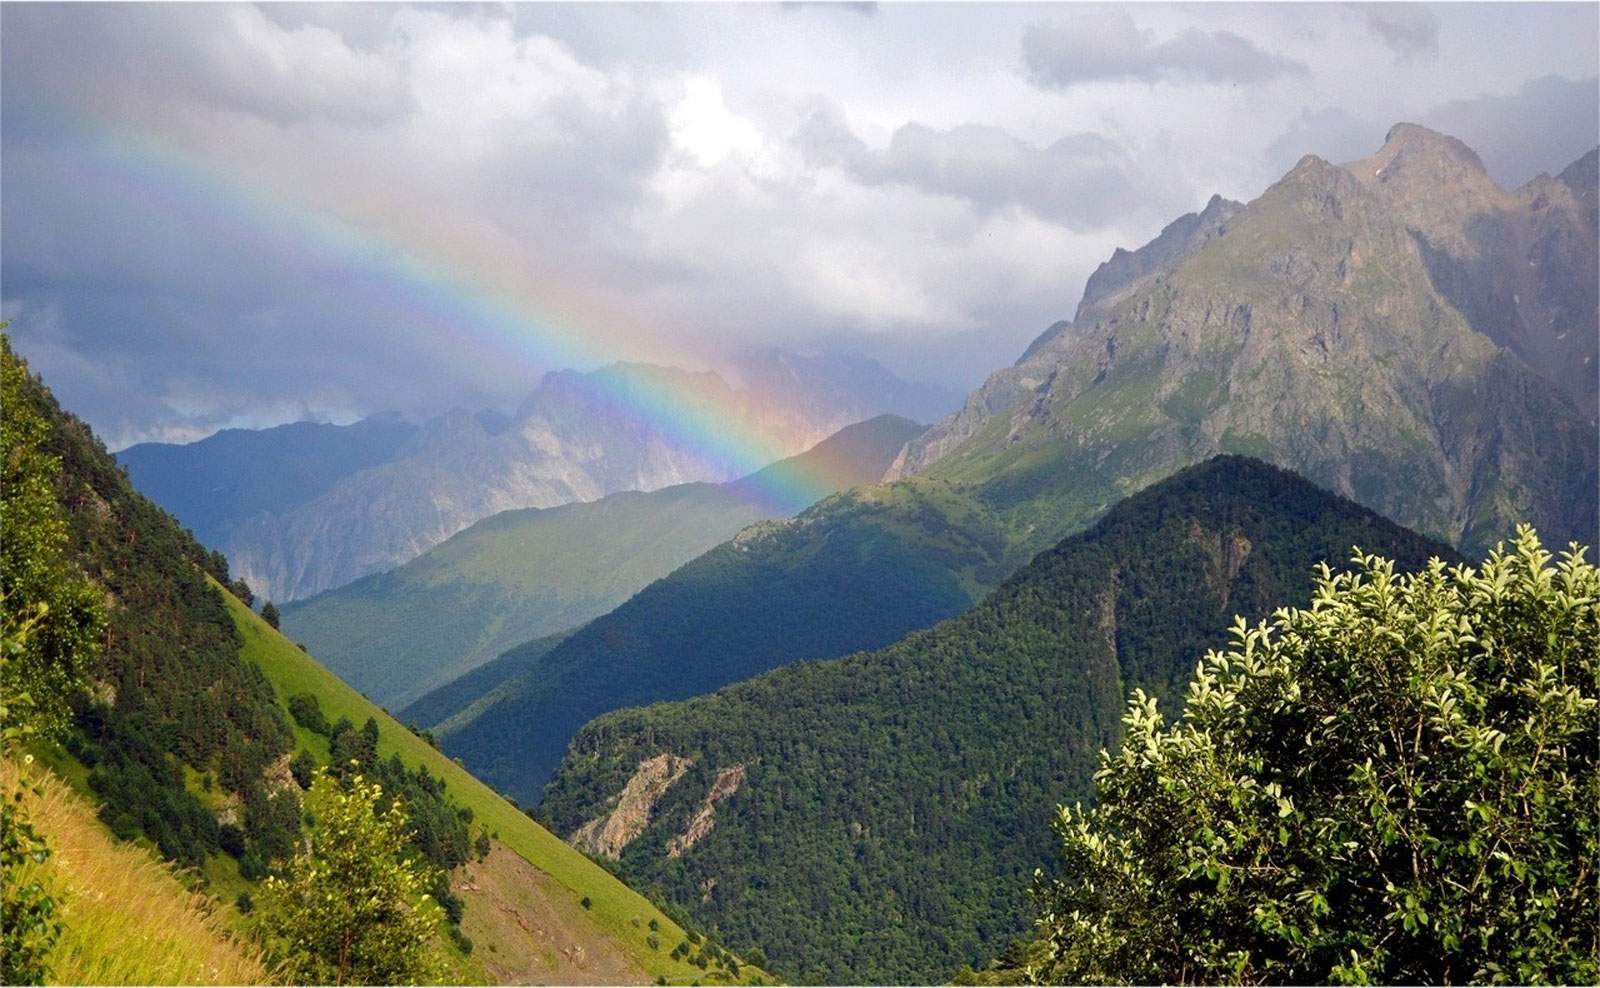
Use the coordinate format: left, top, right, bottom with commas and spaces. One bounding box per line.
1031, 528, 1599, 985
258, 771, 441, 985
287, 693, 330, 735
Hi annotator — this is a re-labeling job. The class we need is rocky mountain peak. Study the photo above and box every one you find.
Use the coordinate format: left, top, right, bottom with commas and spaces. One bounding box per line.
888, 125, 1597, 556
1558, 147, 1599, 215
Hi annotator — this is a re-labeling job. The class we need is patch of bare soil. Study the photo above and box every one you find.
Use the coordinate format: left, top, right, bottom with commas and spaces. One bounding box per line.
453, 842, 650, 986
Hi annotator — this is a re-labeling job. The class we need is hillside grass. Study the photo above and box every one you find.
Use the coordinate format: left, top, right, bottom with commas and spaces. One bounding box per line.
224, 589, 759, 985
2, 758, 270, 986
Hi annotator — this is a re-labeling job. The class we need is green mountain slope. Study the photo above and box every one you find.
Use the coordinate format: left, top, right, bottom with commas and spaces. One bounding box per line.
2, 337, 761, 984
229, 591, 761, 984
539, 457, 1462, 984
284, 414, 925, 708
399, 631, 570, 733
434, 474, 1011, 805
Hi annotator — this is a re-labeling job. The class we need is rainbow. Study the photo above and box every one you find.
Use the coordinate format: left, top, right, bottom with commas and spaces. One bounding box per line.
34, 103, 872, 515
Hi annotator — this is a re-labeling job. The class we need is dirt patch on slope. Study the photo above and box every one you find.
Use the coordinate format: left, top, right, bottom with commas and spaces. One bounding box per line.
452, 842, 649, 986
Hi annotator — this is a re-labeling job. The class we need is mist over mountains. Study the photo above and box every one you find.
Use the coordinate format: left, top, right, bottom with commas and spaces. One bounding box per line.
121, 351, 956, 602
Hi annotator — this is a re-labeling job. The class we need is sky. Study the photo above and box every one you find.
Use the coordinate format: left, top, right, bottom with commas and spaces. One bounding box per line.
2, 2, 1596, 449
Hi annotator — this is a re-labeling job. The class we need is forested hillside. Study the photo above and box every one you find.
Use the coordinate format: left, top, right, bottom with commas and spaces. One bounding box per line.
433, 475, 1005, 804
1, 337, 766, 985
540, 457, 1460, 983
284, 414, 924, 708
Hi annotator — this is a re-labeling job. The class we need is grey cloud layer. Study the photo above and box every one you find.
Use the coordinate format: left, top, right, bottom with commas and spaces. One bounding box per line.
795, 102, 1160, 230
1362, 4, 1441, 62
1, 3, 1594, 446
1022, 8, 1308, 90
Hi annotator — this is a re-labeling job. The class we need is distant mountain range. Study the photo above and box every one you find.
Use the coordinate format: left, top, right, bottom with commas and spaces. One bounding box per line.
282, 414, 927, 709
539, 457, 1461, 983
421, 124, 1598, 811
120, 351, 958, 602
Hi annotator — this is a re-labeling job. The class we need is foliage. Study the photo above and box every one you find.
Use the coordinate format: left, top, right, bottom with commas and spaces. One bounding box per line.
259, 770, 442, 986
2, 786, 61, 986
288, 691, 331, 734
260, 600, 280, 629
1030, 527, 1599, 985
1, 337, 105, 745
540, 457, 1459, 982
1, 333, 106, 985
4, 336, 295, 872
228, 594, 733, 984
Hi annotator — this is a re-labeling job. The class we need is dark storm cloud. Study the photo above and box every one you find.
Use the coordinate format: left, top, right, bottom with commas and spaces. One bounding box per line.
1267, 75, 1600, 189
795, 101, 1155, 230
1021, 8, 1308, 90
1361, 4, 1441, 62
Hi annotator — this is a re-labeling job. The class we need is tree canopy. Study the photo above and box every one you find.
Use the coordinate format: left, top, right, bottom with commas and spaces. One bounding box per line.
258, 769, 441, 986
2, 333, 106, 985
1030, 527, 1598, 985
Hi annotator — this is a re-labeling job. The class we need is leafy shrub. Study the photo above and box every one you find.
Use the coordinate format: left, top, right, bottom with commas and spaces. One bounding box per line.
258, 771, 441, 985
1031, 529, 1599, 985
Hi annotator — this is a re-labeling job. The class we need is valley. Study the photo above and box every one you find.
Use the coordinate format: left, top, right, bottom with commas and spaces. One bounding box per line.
4, 7, 1598, 984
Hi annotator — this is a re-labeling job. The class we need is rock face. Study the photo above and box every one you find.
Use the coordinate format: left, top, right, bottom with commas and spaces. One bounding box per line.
889, 126, 1598, 557
136, 353, 955, 602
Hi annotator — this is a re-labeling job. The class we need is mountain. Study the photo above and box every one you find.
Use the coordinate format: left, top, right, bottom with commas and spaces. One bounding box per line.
727, 349, 960, 428
117, 414, 421, 551
890, 127, 1597, 557
121, 352, 956, 603
1, 338, 762, 984
281, 415, 926, 709
538, 457, 1462, 984
441, 125, 1597, 808
429, 474, 1009, 806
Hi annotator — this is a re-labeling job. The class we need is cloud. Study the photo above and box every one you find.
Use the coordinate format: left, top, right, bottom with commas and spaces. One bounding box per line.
1266, 107, 1387, 175
1360, 4, 1440, 62
1266, 75, 1600, 188
780, 2, 878, 16
1021, 9, 1308, 90
4, 2, 1596, 439
1423, 75, 1600, 186
794, 101, 1164, 230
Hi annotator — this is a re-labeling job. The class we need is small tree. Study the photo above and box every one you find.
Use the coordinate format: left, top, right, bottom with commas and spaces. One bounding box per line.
260, 600, 280, 630
1030, 528, 1599, 985
258, 769, 441, 985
